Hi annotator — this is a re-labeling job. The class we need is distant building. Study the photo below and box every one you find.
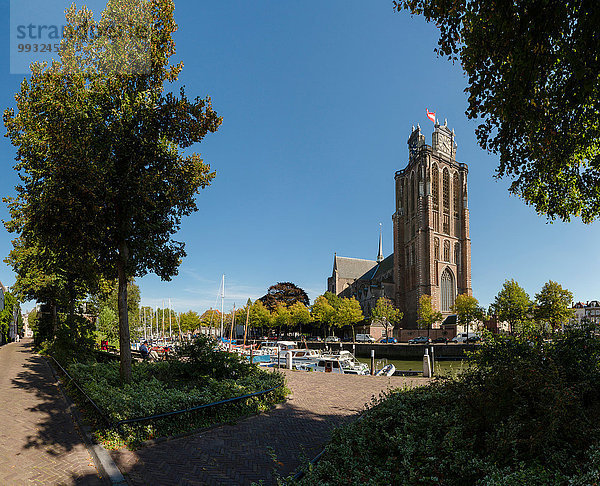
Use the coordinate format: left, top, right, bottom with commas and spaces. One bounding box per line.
328, 122, 472, 329
572, 301, 600, 325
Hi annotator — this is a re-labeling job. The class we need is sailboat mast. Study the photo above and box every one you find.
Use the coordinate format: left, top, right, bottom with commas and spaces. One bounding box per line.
169, 298, 172, 338
220, 274, 225, 338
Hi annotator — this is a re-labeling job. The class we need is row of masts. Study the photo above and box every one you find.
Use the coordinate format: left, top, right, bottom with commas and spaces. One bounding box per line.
140, 275, 231, 341
139, 275, 235, 343
140, 298, 181, 342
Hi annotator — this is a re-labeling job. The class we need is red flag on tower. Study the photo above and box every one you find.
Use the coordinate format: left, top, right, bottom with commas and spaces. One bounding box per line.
426, 109, 436, 123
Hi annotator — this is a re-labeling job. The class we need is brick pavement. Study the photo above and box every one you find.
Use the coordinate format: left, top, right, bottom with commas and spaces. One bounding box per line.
111, 369, 428, 485
0, 339, 105, 485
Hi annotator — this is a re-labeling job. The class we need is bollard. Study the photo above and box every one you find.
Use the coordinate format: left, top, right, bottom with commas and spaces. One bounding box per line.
370, 349, 375, 375
352, 344, 356, 356
250, 346, 253, 365
286, 350, 293, 370
423, 353, 431, 378
430, 346, 435, 375
277, 346, 281, 369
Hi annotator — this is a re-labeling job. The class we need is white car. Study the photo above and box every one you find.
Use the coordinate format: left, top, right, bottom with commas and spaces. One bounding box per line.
356, 334, 376, 343
451, 332, 480, 343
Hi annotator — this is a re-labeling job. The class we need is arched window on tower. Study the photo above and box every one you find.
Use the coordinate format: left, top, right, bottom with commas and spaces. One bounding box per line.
443, 168, 450, 234
453, 172, 460, 236
434, 238, 440, 260
443, 240, 450, 262
432, 164, 439, 231
441, 268, 455, 312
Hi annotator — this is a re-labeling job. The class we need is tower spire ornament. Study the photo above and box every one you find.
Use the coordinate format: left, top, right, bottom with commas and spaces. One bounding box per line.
377, 222, 384, 263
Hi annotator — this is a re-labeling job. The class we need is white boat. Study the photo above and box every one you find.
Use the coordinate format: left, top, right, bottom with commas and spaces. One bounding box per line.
274, 348, 323, 369
303, 350, 370, 375
375, 364, 396, 376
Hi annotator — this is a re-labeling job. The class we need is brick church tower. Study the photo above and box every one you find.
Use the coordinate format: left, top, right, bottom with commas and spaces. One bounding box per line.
392, 122, 472, 327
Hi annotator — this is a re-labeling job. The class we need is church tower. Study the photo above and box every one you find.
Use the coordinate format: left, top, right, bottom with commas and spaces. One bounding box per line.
392, 122, 472, 327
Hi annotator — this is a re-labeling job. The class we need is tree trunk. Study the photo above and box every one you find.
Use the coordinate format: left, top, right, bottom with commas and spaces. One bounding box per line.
51, 300, 58, 336
117, 241, 132, 383
67, 277, 76, 319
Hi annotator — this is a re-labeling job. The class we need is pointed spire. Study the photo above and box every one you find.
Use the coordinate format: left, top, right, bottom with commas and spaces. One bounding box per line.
377, 223, 383, 263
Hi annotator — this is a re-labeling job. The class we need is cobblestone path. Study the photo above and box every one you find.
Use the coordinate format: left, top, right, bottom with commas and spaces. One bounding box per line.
0, 339, 105, 485
111, 369, 428, 485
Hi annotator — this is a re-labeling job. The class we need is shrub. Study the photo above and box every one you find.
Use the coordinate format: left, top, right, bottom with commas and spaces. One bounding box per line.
65, 338, 286, 448
292, 324, 600, 485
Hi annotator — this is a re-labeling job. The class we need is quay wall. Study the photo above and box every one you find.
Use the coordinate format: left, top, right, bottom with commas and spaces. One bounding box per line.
303, 342, 473, 360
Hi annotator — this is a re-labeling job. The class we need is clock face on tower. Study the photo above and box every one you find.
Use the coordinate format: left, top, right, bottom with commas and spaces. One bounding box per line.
439, 134, 452, 155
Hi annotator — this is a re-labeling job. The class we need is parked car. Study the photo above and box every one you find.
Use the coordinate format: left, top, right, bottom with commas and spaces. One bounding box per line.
451, 332, 481, 343
432, 337, 448, 344
356, 334, 376, 343
466, 335, 481, 344
379, 337, 398, 344
325, 336, 340, 343
408, 336, 432, 344
341, 336, 354, 342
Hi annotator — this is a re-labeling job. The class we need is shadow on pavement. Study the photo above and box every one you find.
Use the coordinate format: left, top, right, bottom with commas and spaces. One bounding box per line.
111, 399, 356, 486
11, 342, 83, 454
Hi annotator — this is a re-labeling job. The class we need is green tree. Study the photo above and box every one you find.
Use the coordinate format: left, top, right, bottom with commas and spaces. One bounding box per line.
259, 282, 310, 311
273, 304, 291, 338
4, 0, 221, 382
534, 281, 574, 333
335, 297, 364, 339
452, 294, 485, 339
0, 291, 19, 344
5, 238, 96, 334
97, 306, 119, 345
248, 300, 272, 335
311, 295, 335, 336
395, 1, 600, 223
491, 280, 532, 335
90, 280, 141, 326
371, 297, 403, 340
289, 301, 311, 334
323, 291, 342, 310
417, 294, 442, 338
180, 310, 201, 334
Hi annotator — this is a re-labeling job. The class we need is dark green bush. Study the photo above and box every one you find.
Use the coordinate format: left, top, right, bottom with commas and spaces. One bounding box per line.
293, 324, 600, 485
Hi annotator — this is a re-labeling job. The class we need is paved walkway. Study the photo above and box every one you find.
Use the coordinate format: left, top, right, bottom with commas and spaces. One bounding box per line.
0, 339, 104, 485
111, 370, 428, 485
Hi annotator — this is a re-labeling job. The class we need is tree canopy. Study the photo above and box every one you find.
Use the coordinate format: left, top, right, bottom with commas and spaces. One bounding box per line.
453, 294, 485, 334
395, 1, 600, 222
259, 282, 310, 311
534, 280, 574, 332
417, 294, 442, 335
371, 297, 403, 338
4, 0, 221, 381
491, 279, 532, 335
311, 295, 335, 328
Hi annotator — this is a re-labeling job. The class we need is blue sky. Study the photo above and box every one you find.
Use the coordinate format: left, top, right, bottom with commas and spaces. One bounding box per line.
1, 0, 598, 313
